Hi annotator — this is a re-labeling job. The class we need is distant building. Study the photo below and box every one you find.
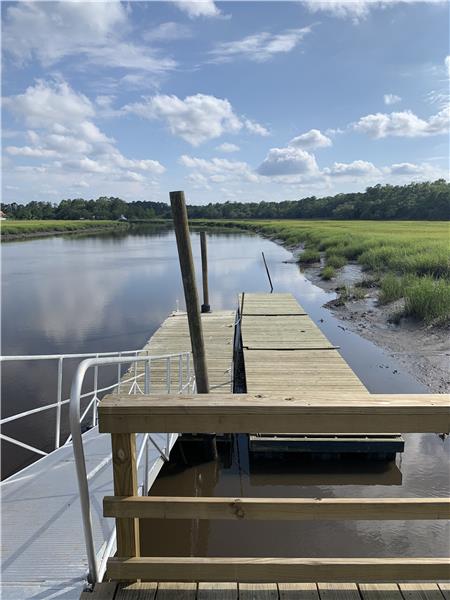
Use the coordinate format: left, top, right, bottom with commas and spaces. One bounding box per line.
0, 211, 7, 220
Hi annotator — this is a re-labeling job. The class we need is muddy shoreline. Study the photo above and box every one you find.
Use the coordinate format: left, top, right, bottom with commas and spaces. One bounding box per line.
275, 237, 449, 394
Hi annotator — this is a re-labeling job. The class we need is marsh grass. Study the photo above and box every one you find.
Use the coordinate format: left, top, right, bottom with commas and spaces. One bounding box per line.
1, 219, 122, 235
298, 249, 321, 264
193, 218, 449, 324
326, 254, 347, 269
321, 266, 336, 280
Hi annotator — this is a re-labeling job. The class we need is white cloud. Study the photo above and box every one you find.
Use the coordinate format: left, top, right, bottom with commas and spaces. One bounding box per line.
257, 147, 319, 177
324, 160, 381, 178
2, 1, 176, 75
216, 143, 240, 153
210, 27, 312, 63
6, 146, 59, 158
173, 0, 221, 18
124, 93, 267, 145
289, 128, 332, 150
388, 162, 430, 175
142, 22, 192, 42
244, 119, 270, 136
384, 94, 402, 105
445, 55, 450, 77
304, 1, 445, 22
4, 79, 165, 183
3, 80, 94, 128
354, 107, 449, 138
180, 155, 258, 182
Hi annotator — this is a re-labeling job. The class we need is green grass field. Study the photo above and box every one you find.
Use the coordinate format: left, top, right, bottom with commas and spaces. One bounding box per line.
195, 219, 450, 324
1, 219, 126, 236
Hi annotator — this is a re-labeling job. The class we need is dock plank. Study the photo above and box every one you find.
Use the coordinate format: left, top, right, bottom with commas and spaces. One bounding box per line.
198, 583, 238, 600
116, 583, 158, 600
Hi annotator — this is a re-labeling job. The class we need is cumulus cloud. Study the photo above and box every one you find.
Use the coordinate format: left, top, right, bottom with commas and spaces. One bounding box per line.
172, 0, 222, 18
353, 107, 449, 138
289, 128, 332, 150
4, 79, 165, 183
124, 93, 268, 145
257, 147, 319, 177
180, 155, 258, 182
384, 94, 402, 105
216, 143, 240, 153
210, 27, 312, 63
445, 55, 450, 77
388, 162, 430, 175
324, 160, 381, 178
2, 1, 176, 75
244, 119, 270, 136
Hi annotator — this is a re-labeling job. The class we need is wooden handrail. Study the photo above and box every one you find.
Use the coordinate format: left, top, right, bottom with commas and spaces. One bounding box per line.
98, 393, 450, 434
106, 557, 450, 582
103, 496, 450, 521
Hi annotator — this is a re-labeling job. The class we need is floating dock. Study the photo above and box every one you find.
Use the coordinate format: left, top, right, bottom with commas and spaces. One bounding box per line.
239, 293, 403, 456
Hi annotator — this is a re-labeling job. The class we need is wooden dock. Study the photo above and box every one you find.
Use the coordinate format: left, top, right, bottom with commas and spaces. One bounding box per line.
239, 293, 402, 455
120, 310, 236, 394
240, 293, 366, 394
85, 582, 450, 600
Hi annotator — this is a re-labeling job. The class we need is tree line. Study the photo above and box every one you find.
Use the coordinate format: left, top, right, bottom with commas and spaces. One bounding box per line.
2, 180, 449, 221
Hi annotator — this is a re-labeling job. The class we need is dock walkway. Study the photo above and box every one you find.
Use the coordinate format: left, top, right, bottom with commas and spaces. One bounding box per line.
85, 582, 450, 600
240, 293, 366, 394
1, 311, 235, 600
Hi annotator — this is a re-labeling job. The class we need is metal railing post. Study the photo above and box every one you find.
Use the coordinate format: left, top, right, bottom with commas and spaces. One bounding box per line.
55, 357, 63, 449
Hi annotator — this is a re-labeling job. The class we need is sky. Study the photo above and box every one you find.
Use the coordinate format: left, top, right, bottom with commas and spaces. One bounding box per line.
2, 0, 449, 206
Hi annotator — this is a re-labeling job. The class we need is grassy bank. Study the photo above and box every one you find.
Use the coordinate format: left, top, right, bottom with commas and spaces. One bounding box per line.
1, 219, 128, 239
194, 219, 450, 324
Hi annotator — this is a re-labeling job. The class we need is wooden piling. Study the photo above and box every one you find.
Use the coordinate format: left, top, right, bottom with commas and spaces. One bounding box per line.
200, 231, 210, 313
169, 191, 209, 394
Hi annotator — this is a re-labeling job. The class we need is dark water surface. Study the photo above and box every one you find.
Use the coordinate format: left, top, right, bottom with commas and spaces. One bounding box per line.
2, 227, 449, 556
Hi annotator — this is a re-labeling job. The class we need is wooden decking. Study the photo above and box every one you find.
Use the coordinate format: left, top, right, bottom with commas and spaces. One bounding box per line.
120, 310, 235, 394
84, 582, 450, 600
240, 294, 366, 394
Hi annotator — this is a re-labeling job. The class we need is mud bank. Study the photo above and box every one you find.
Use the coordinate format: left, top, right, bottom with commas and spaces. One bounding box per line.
281, 241, 449, 394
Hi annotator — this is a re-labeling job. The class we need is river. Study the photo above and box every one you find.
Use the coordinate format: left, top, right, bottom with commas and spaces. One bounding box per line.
2, 226, 448, 557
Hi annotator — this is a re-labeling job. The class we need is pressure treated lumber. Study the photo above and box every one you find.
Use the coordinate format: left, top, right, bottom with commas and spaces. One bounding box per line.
103, 496, 450, 521
98, 393, 450, 434
111, 433, 140, 559
106, 557, 450, 582
170, 190, 209, 393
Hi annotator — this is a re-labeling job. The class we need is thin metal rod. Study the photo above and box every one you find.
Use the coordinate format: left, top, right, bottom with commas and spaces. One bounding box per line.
261, 251, 274, 293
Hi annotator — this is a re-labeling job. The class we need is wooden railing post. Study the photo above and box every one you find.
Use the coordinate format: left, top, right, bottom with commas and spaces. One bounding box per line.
169, 191, 209, 393
111, 433, 140, 560
200, 231, 210, 313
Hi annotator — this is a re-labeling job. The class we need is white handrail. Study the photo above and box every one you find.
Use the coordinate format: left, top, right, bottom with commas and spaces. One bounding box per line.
69, 352, 193, 585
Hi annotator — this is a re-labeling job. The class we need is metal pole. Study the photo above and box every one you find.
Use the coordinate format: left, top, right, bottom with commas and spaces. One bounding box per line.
169, 191, 209, 393
261, 251, 274, 293
200, 231, 210, 313
55, 357, 63, 449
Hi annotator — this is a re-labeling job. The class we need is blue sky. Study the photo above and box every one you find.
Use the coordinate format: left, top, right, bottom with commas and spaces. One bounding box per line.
2, 0, 449, 205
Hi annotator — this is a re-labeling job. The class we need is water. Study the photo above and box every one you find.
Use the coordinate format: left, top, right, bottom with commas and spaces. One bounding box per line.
2, 226, 448, 557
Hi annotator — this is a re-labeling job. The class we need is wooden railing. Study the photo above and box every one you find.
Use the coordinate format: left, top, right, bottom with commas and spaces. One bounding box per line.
98, 392, 450, 582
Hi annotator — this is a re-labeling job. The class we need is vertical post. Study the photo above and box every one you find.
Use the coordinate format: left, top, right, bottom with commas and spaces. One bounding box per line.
111, 433, 140, 561
170, 191, 209, 393
55, 357, 63, 449
200, 231, 210, 313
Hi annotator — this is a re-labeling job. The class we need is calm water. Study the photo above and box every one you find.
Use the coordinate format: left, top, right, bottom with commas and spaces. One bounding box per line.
2, 226, 449, 556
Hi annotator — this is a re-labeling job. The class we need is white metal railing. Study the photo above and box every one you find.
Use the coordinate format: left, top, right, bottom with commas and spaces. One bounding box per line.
0, 349, 194, 460
69, 352, 195, 585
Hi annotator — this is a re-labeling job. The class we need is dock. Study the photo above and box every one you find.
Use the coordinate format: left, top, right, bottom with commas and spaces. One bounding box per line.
1, 310, 235, 600
239, 293, 402, 455
84, 582, 450, 600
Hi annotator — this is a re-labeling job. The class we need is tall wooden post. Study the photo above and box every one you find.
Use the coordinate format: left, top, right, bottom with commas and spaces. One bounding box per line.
170, 191, 209, 393
200, 231, 210, 313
